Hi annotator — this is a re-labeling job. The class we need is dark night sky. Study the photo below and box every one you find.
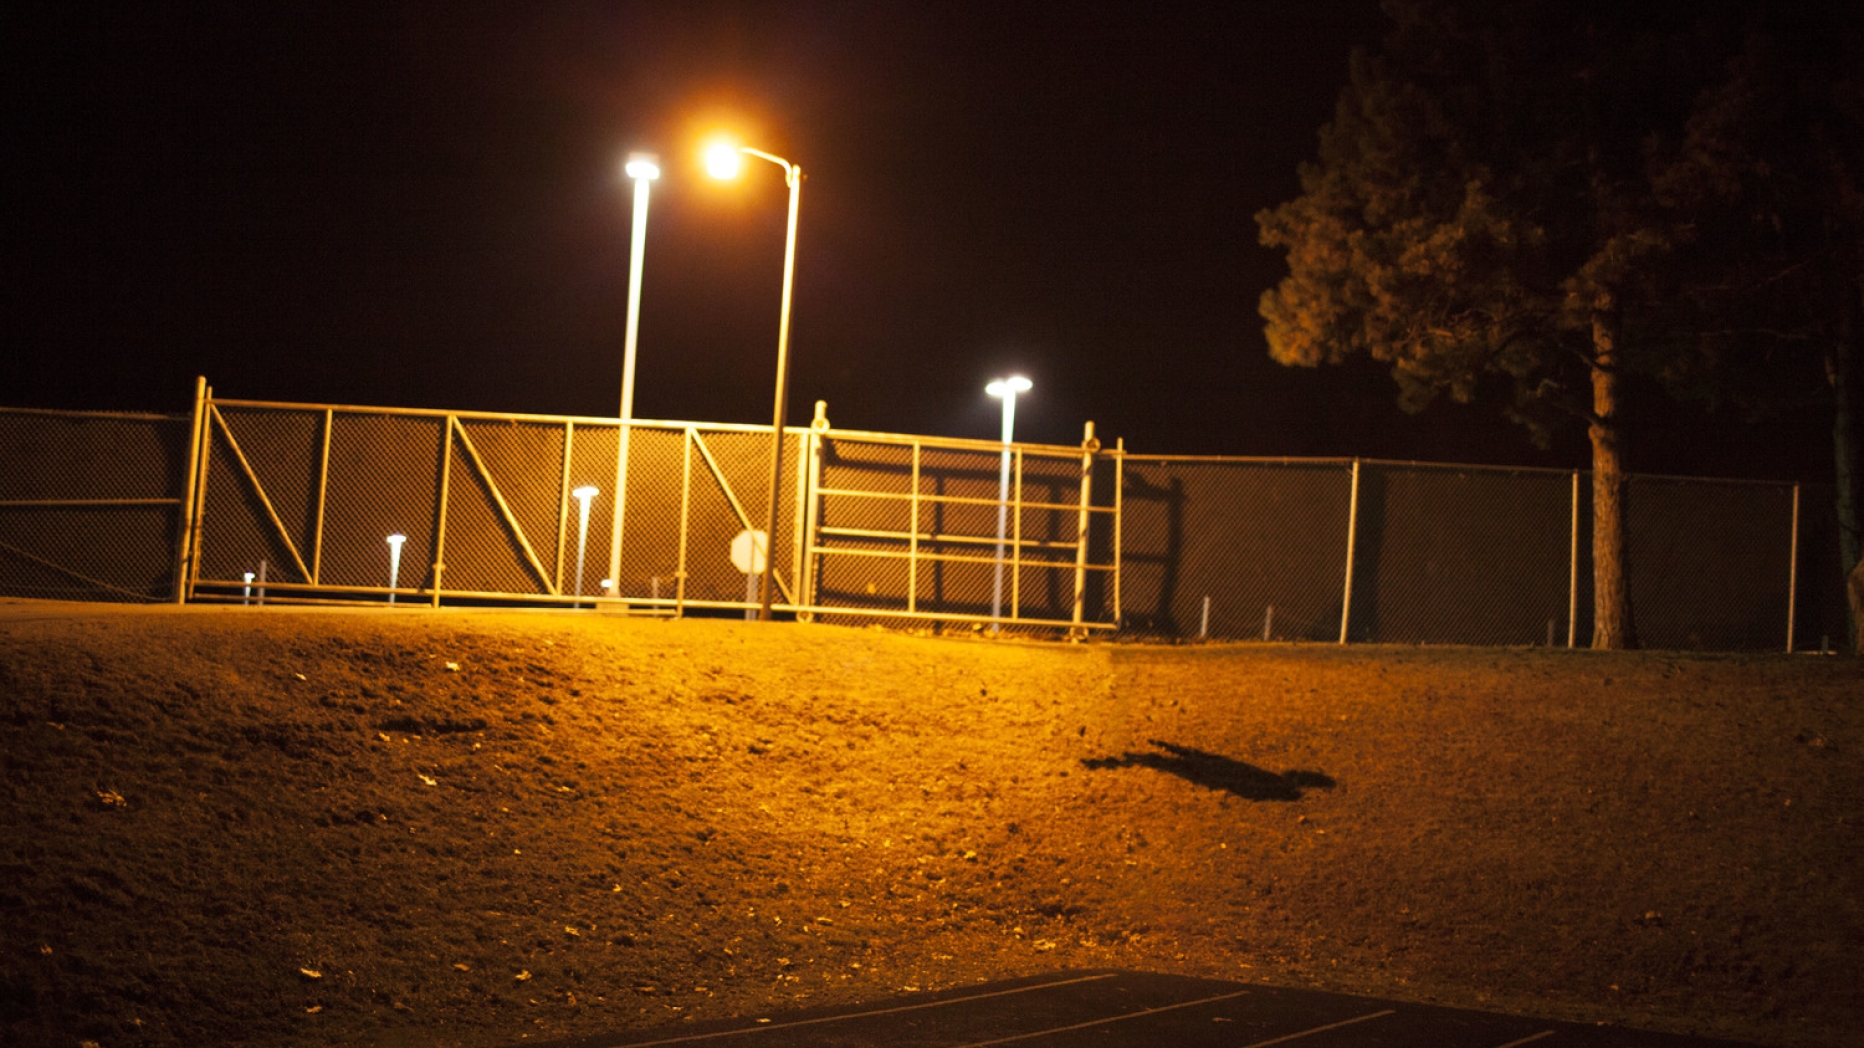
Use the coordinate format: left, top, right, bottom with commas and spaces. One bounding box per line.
0, 2, 1837, 479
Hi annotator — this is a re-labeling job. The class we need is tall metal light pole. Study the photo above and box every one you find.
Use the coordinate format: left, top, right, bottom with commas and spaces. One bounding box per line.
606, 153, 659, 600
986, 376, 1031, 631
706, 140, 802, 622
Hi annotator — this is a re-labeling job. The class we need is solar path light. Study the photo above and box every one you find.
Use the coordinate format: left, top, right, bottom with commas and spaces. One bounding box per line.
986, 376, 1032, 632
607, 152, 660, 601
385, 534, 407, 604
572, 485, 600, 608
705, 137, 802, 622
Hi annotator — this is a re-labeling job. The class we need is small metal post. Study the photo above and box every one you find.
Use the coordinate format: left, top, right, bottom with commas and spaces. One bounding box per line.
1339, 459, 1361, 645
1199, 596, 1210, 639
1787, 483, 1801, 653
256, 559, 266, 605
1264, 605, 1273, 641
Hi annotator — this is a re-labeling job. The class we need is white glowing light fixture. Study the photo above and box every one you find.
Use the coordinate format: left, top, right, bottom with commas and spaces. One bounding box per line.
386, 534, 407, 605
243, 571, 255, 606
608, 152, 661, 601
985, 376, 1032, 631
704, 141, 744, 180
571, 486, 600, 608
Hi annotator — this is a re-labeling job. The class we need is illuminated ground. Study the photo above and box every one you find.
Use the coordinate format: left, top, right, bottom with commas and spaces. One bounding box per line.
0, 605, 1857, 1048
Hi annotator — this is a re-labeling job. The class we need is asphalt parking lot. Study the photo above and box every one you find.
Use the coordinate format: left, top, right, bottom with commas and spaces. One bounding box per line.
526, 969, 1761, 1048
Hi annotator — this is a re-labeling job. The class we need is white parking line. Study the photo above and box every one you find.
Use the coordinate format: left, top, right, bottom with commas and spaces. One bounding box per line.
1232, 1009, 1399, 1048
602, 972, 1119, 1047
1491, 1032, 1556, 1048
951, 989, 1260, 1047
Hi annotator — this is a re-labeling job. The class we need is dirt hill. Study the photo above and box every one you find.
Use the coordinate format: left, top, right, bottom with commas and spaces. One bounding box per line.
1, 605, 1858, 1048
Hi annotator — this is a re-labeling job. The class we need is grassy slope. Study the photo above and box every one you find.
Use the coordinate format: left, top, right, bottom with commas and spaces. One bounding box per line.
0, 607, 1858, 1048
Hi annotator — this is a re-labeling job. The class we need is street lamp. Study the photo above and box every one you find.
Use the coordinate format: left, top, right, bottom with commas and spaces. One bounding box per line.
705, 138, 802, 622
986, 376, 1032, 631
607, 152, 660, 601
572, 485, 599, 608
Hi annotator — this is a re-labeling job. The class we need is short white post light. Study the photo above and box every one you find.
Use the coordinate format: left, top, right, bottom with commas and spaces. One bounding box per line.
386, 534, 407, 604
242, 571, 255, 606
572, 486, 600, 608
985, 375, 1032, 631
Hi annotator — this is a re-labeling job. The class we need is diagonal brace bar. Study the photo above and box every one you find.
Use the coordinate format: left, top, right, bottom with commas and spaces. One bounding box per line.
689, 429, 795, 605
209, 405, 313, 583
450, 418, 559, 596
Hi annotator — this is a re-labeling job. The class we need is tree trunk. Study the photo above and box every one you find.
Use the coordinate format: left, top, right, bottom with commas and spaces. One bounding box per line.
1591, 305, 1636, 649
1837, 275, 1863, 653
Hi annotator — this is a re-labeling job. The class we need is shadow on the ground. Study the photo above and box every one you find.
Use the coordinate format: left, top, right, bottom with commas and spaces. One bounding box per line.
1081, 740, 1336, 801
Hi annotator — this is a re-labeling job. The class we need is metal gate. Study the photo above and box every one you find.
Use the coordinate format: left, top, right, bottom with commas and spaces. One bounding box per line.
180, 386, 1120, 632
799, 408, 1121, 632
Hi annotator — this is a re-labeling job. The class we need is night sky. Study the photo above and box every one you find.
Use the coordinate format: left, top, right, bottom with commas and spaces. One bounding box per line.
0, 2, 1836, 479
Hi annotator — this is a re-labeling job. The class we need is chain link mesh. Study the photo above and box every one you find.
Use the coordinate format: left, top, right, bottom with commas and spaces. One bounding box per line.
1120, 458, 1354, 641
1627, 475, 1796, 651
1355, 464, 1575, 646
0, 409, 187, 601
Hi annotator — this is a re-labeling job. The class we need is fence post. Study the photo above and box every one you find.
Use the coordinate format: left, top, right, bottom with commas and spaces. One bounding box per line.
1787, 483, 1801, 653
311, 408, 333, 586
1339, 458, 1360, 644
676, 427, 693, 618
801, 401, 829, 614
909, 439, 921, 614
1569, 470, 1580, 648
172, 376, 207, 603
1113, 437, 1124, 626
1072, 421, 1097, 628
555, 421, 574, 594
431, 417, 453, 607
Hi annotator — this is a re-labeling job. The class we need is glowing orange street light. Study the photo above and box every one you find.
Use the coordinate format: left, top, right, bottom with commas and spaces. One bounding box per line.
706, 138, 802, 622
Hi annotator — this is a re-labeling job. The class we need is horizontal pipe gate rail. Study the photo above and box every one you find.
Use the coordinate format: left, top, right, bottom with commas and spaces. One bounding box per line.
1, 380, 1842, 651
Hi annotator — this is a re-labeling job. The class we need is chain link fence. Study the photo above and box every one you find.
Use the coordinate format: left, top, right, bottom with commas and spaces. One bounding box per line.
0, 389, 1843, 651
1119, 456, 1824, 651
0, 407, 189, 602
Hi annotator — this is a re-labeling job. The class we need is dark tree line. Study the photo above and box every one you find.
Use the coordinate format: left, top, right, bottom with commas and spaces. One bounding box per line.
1258, 0, 1864, 650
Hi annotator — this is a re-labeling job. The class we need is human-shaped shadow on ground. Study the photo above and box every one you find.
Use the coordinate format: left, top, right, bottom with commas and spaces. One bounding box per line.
1081, 740, 1335, 801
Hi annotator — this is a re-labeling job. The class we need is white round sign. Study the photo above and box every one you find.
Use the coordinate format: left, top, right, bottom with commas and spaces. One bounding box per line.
729, 529, 769, 575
